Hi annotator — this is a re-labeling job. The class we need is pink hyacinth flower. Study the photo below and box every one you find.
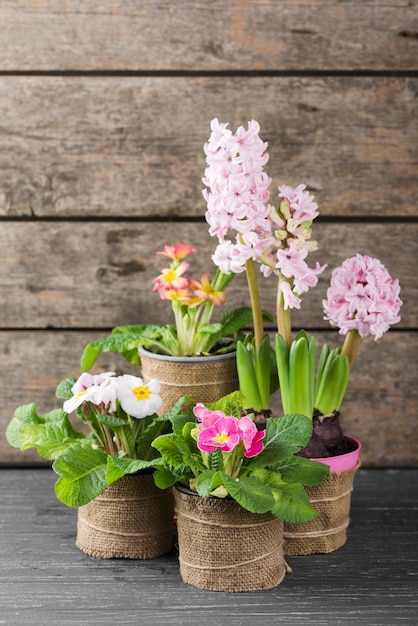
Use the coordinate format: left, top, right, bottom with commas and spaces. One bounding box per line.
323, 253, 402, 340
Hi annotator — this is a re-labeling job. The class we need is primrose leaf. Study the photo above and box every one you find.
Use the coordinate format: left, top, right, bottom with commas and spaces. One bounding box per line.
151, 433, 186, 467
153, 467, 179, 489
53, 444, 108, 507
6, 404, 86, 460
55, 378, 76, 400
253, 414, 313, 467
252, 469, 318, 523
279, 455, 330, 487
106, 456, 160, 486
221, 474, 275, 514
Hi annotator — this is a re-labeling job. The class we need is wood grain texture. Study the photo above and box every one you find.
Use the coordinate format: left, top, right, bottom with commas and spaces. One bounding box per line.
0, 1, 417, 71
1, 330, 416, 467
0, 221, 415, 328
0, 468, 416, 625
0, 76, 416, 218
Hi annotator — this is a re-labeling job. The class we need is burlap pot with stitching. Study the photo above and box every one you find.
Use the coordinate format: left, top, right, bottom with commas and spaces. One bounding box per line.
283, 461, 361, 556
174, 486, 286, 592
76, 473, 174, 559
139, 347, 238, 414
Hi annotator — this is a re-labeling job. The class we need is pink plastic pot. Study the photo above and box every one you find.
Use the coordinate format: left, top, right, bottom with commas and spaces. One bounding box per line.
314, 436, 362, 473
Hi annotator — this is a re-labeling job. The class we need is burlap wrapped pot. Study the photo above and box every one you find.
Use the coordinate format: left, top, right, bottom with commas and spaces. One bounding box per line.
76, 473, 174, 559
139, 347, 239, 413
283, 455, 361, 556
174, 485, 287, 592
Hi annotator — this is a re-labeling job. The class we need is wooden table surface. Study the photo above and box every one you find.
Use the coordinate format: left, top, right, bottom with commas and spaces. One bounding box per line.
0, 468, 417, 626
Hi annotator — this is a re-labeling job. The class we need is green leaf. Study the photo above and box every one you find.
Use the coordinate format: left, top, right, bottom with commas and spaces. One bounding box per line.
6, 404, 86, 460
106, 456, 159, 485
289, 335, 313, 418
53, 444, 108, 507
275, 333, 290, 414
236, 340, 262, 410
252, 469, 317, 523
255, 334, 271, 409
153, 467, 178, 489
278, 455, 330, 487
151, 433, 186, 467
55, 378, 76, 400
221, 474, 275, 514
208, 447, 224, 472
96, 413, 127, 428
248, 414, 313, 469
196, 469, 222, 497
80, 326, 165, 370
220, 306, 254, 336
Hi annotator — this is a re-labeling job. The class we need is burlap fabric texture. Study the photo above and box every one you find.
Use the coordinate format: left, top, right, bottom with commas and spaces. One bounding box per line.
139, 348, 239, 414
76, 473, 174, 559
174, 486, 286, 592
283, 461, 360, 556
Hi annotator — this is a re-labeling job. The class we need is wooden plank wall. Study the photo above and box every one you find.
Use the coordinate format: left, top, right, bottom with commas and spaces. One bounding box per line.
0, 1, 417, 466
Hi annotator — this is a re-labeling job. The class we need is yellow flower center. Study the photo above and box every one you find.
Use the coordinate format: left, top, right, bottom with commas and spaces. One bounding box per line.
213, 432, 229, 445
163, 269, 177, 282
132, 385, 151, 402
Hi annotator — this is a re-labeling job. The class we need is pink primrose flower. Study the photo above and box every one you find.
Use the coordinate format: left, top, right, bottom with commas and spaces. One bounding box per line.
152, 260, 190, 292
193, 403, 226, 428
156, 244, 195, 261
323, 253, 402, 339
237, 417, 266, 457
197, 415, 243, 453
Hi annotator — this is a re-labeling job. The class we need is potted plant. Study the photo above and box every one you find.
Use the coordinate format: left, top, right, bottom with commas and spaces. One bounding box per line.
80, 244, 270, 412
150, 391, 329, 592
6, 370, 181, 559
202, 118, 402, 554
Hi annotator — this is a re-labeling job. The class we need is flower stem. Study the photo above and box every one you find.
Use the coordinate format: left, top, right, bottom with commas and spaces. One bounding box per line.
341, 329, 362, 369
245, 257, 264, 353
277, 275, 292, 349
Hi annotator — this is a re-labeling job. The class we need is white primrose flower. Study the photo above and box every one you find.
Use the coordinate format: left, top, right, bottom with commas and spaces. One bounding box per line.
63, 385, 99, 414
116, 375, 162, 419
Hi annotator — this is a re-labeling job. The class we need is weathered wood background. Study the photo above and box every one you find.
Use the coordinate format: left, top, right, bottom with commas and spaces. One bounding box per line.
0, 1, 417, 466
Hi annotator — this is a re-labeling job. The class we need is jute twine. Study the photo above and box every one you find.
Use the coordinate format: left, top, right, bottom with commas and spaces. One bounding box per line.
140, 351, 239, 414
76, 474, 174, 559
174, 487, 287, 592
283, 461, 361, 556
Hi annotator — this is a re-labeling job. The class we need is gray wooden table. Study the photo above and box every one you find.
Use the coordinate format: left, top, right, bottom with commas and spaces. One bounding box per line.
0, 468, 417, 625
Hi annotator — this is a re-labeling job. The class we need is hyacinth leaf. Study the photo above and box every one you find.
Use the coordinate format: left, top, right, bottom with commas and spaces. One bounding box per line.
255, 334, 271, 410
316, 343, 331, 388
236, 340, 262, 410
275, 333, 290, 414
289, 335, 313, 418
53, 444, 108, 507
221, 474, 275, 514
315, 349, 350, 414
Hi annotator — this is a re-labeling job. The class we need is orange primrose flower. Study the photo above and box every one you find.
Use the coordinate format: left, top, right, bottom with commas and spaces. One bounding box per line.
191, 274, 226, 306
152, 260, 190, 292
